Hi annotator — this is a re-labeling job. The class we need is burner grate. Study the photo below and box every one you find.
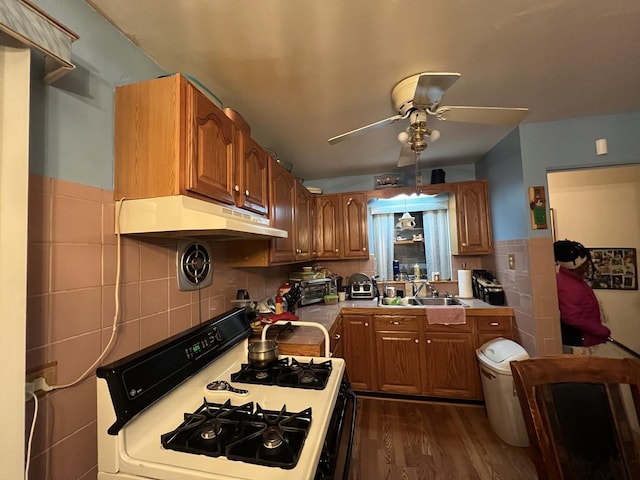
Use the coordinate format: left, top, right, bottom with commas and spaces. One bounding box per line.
230, 358, 332, 390
161, 399, 312, 469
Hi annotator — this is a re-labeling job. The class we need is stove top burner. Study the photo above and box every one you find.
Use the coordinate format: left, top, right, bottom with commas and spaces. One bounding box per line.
161, 399, 312, 469
230, 357, 332, 390
200, 421, 223, 440
263, 428, 283, 449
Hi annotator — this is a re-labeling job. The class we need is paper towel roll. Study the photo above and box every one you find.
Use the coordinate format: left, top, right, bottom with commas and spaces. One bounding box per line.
458, 270, 473, 298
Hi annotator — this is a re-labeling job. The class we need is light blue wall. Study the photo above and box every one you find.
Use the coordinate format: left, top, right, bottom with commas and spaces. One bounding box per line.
480, 111, 640, 241
476, 128, 528, 241
29, 0, 165, 190
519, 111, 640, 238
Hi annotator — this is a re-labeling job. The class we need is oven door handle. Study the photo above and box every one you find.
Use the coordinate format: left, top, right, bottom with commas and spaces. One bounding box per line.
262, 321, 331, 357
341, 388, 357, 480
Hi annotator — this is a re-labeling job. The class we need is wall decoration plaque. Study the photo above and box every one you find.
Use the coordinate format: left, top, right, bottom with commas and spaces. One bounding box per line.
529, 185, 547, 229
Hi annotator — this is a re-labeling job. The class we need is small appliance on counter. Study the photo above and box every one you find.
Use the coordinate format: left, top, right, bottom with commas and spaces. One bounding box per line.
472, 269, 506, 305
288, 274, 331, 306
347, 273, 377, 299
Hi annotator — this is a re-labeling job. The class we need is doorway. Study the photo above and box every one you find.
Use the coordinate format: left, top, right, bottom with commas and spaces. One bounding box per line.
547, 164, 640, 355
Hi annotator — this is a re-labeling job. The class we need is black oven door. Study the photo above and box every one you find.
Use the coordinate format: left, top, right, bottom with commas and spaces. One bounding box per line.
315, 377, 357, 480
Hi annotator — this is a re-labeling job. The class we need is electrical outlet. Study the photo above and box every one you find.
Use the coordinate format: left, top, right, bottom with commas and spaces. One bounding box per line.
508, 253, 516, 270
26, 361, 57, 396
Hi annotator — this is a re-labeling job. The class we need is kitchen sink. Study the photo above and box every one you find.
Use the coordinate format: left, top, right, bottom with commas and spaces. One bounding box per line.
418, 297, 464, 306
379, 297, 467, 307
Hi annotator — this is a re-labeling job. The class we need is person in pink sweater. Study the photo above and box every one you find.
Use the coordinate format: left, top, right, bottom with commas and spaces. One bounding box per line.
554, 240, 611, 349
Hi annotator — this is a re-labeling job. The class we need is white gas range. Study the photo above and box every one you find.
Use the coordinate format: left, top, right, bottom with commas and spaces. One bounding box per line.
96, 308, 354, 480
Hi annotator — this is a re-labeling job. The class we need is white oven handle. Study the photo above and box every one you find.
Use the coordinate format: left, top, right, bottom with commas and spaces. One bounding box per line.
261, 321, 331, 357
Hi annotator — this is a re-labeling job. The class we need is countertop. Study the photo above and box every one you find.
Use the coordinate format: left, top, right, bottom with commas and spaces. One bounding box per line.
257, 297, 513, 355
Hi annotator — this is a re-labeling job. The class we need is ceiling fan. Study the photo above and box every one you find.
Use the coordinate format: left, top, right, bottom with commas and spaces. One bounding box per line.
328, 72, 528, 167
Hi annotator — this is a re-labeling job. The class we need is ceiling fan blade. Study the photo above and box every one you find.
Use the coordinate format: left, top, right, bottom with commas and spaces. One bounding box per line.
328, 113, 404, 145
413, 72, 461, 107
397, 143, 416, 167
434, 106, 529, 126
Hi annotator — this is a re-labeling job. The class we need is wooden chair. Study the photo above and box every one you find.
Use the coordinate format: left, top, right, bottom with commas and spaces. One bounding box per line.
510, 355, 640, 480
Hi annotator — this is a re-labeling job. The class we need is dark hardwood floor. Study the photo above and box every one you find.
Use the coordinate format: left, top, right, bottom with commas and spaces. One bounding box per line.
349, 396, 537, 480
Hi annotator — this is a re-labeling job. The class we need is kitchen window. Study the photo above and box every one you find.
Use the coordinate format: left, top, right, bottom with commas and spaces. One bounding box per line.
368, 193, 452, 282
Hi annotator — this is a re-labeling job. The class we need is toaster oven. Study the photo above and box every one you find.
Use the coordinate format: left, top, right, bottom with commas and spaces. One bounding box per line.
289, 277, 331, 306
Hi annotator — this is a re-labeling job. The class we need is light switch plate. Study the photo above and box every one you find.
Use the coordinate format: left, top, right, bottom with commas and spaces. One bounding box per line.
508, 253, 516, 270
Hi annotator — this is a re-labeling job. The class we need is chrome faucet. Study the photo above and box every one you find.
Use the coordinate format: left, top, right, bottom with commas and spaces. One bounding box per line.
412, 280, 439, 298
378, 277, 388, 306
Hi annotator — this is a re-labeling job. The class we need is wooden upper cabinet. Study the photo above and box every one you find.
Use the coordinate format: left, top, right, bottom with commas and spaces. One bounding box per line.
268, 157, 296, 263
453, 180, 492, 255
342, 193, 368, 258
316, 192, 368, 260
237, 132, 269, 215
113, 74, 269, 217
224, 165, 313, 267
295, 182, 314, 260
316, 194, 342, 259
187, 83, 236, 204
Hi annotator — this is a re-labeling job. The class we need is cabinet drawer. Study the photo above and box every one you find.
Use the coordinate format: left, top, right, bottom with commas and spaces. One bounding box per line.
424, 322, 471, 333
374, 315, 420, 331
476, 316, 512, 333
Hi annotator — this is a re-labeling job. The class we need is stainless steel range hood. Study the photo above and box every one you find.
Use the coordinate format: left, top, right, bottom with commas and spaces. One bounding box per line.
116, 195, 288, 240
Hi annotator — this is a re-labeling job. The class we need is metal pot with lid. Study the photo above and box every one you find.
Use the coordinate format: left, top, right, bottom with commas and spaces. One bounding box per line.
247, 322, 293, 369
247, 340, 279, 369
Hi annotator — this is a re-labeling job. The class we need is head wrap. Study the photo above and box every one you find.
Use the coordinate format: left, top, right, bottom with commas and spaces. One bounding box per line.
553, 239, 590, 270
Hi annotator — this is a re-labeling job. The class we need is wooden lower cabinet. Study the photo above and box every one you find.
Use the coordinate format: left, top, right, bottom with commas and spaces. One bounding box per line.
423, 332, 479, 399
474, 315, 513, 346
374, 314, 422, 394
340, 310, 514, 400
341, 314, 375, 391
329, 317, 344, 358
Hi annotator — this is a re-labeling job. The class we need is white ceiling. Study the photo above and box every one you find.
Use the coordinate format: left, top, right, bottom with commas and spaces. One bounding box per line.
86, 0, 640, 182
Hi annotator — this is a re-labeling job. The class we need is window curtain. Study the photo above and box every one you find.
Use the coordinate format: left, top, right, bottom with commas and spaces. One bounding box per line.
371, 213, 395, 281
422, 210, 452, 281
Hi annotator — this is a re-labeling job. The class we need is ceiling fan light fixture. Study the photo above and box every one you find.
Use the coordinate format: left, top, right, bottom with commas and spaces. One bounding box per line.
397, 130, 410, 143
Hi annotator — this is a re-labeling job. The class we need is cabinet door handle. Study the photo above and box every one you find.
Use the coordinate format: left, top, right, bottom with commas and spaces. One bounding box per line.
234, 185, 240, 192
296, 248, 301, 254
362, 247, 367, 251
364, 322, 369, 327
414, 339, 419, 344
389, 320, 403, 325
426, 339, 431, 344
462, 242, 468, 247
335, 249, 339, 253
244, 189, 249, 196
489, 322, 500, 326
334, 334, 341, 340
346, 197, 353, 205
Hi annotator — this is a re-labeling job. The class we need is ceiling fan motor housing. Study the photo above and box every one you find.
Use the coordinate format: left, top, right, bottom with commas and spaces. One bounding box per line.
392, 72, 461, 115
177, 239, 213, 291
392, 75, 423, 116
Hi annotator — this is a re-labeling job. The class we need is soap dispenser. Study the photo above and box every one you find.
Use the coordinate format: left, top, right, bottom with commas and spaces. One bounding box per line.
413, 263, 421, 279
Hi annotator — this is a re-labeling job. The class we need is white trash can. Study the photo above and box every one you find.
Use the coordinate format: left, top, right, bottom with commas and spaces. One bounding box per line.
476, 337, 530, 447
